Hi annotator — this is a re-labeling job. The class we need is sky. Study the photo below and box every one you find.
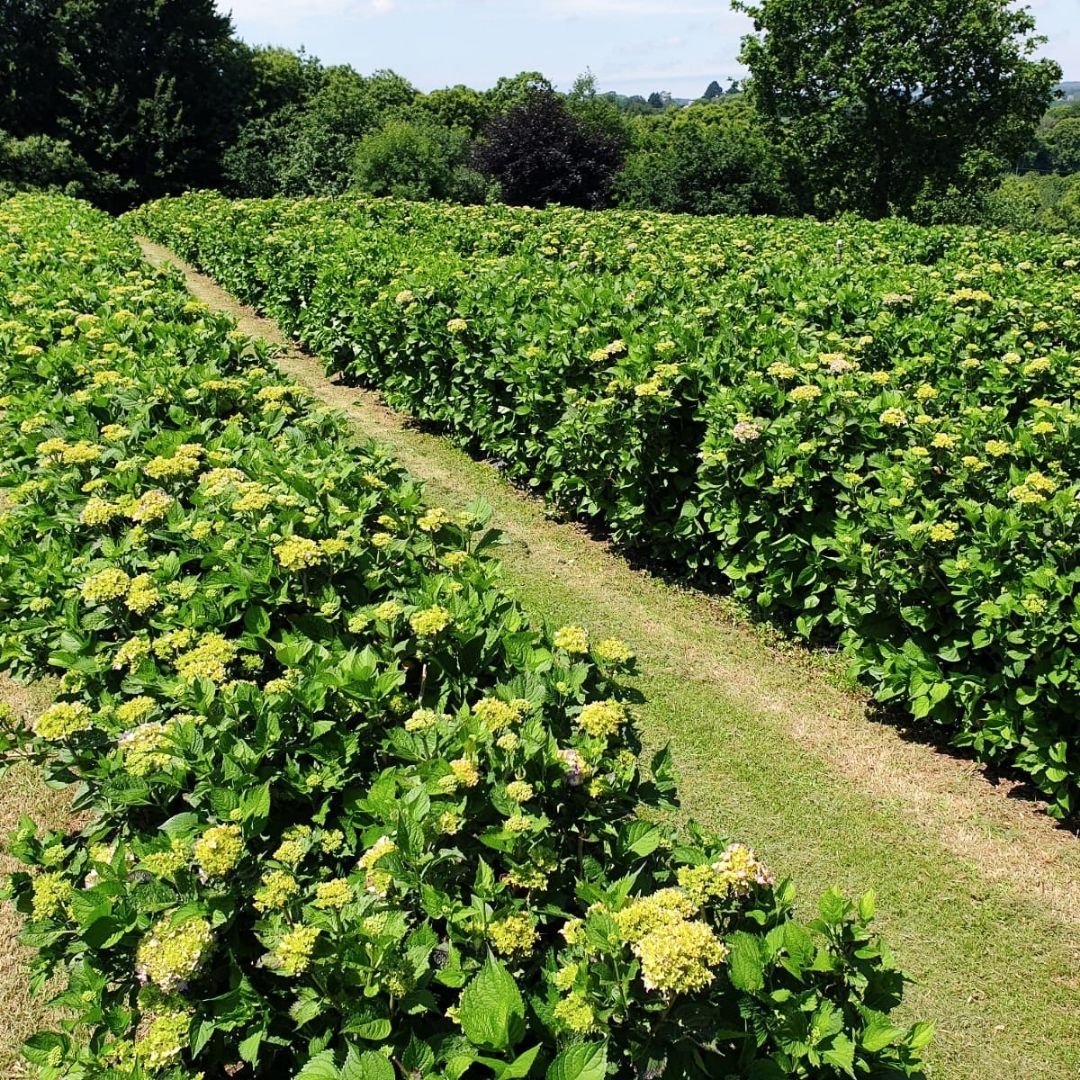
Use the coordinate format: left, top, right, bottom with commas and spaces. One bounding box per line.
217, 0, 1080, 99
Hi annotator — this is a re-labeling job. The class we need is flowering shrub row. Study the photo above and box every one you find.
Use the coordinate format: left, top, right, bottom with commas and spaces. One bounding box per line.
130, 191, 1080, 818
0, 194, 928, 1078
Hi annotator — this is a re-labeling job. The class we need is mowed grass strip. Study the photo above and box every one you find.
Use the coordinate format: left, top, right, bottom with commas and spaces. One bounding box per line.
134, 238, 1080, 1079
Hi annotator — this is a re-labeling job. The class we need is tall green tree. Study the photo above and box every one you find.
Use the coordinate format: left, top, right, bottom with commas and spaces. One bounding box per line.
2, 0, 248, 206
616, 100, 794, 216
734, 0, 1061, 217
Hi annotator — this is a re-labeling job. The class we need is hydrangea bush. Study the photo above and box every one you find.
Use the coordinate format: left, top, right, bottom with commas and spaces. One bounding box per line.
0, 195, 929, 1078
130, 191, 1080, 818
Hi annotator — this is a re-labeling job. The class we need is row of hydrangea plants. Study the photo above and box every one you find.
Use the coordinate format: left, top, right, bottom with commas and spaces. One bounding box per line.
0, 194, 929, 1079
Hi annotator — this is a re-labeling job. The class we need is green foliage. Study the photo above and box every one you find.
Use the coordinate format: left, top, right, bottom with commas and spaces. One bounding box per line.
133, 190, 1080, 819
736, 0, 1062, 217
224, 66, 419, 198
486, 72, 556, 115
615, 101, 794, 216
408, 85, 494, 140
979, 173, 1080, 232
353, 120, 493, 204
0, 130, 101, 200
1, 193, 927, 1078
0, 0, 247, 208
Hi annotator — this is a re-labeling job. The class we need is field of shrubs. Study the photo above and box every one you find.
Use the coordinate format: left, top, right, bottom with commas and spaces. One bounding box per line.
0, 194, 933, 1077
131, 191, 1080, 819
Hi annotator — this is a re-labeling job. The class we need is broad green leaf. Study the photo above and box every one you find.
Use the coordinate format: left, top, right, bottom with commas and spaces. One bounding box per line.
546, 1041, 607, 1080
459, 955, 525, 1052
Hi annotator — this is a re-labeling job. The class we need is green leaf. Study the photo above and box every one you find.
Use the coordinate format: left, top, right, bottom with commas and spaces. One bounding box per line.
821, 1033, 856, 1076
341, 1048, 395, 1080
546, 1041, 607, 1080
497, 1044, 542, 1078
860, 1012, 905, 1052
238, 1028, 263, 1065
727, 931, 766, 993
817, 886, 848, 926
347, 1018, 392, 1042
238, 781, 271, 827
907, 1020, 936, 1050
857, 889, 875, 922
294, 1049, 340, 1080
459, 955, 525, 1052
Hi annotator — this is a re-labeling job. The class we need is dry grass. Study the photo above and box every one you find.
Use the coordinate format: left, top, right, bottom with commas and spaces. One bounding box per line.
0, 677, 68, 1078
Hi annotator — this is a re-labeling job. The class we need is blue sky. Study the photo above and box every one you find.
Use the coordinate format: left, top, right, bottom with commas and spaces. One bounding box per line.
218, 0, 1079, 98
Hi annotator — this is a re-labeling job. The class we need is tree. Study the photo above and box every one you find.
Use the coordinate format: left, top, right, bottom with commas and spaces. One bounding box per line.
566, 72, 631, 155
1045, 116, 1080, 174
615, 101, 794, 216
487, 71, 554, 114
474, 89, 624, 209
735, 0, 1062, 217
2, 0, 249, 207
352, 118, 492, 203
410, 85, 493, 138
224, 64, 418, 197
0, 129, 99, 198
703, 80, 723, 101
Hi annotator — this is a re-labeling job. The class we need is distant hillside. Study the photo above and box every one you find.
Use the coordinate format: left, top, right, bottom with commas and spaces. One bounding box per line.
1058, 81, 1080, 102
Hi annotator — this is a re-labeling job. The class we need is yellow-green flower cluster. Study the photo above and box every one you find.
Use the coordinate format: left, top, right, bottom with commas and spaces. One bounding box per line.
312, 878, 354, 910
505, 780, 534, 804
593, 637, 633, 664
373, 600, 403, 620
174, 632, 237, 683
553, 625, 589, 654
80, 497, 124, 527
119, 720, 175, 775
33, 700, 93, 740
135, 916, 213, 993
449, 757, 480, 788
254, 869, 300, 911
31, 871, 73, 920
677, 844, 775, 904
576, 699, 626, 738
359, 835, 397, 896
274, 535, 325, 570
634, 917, 727, 995
273, 924, 321, 976
143, 839, 189, 879
409, 604, 452, 636
133, 1009, 190, 1072
273, 824, 312, 866
81, 567, 131, 604
615, 888, 727, 995
552, 992, 597, 1034
404, 708, 446, 732
125, 573, 161, 614
129, 489, 174, 523
472, 696, 527, 731
488, 911, 538, 958
417, 507, 451, 532
193, 824, 243, 879
144, 443, 203, 480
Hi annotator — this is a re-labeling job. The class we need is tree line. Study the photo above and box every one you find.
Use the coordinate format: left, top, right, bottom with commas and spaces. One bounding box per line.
0, 0, 1075, 229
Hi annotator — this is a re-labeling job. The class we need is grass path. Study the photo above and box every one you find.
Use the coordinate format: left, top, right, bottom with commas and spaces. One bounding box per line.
131, 238, 1080, 1078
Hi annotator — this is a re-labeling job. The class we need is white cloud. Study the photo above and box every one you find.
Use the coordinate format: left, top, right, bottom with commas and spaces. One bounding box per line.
544, 0, 720, 14
220, 0, 392, 23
